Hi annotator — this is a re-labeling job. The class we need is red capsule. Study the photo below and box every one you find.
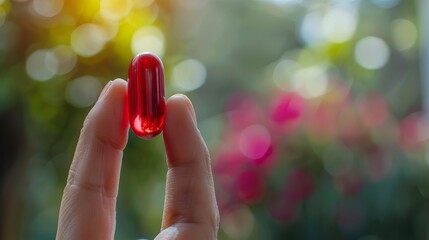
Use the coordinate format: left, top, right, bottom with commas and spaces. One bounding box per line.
128, 52, 166, 139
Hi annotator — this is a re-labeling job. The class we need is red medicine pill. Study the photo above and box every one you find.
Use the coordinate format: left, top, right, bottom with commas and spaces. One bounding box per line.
128, 52, 166, 139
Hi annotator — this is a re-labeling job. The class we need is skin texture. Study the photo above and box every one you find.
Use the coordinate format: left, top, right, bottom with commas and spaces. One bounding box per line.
56, 79, 219, 240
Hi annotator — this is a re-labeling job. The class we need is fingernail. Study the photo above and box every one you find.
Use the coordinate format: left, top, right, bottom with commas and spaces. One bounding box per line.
99, 81, 113, 100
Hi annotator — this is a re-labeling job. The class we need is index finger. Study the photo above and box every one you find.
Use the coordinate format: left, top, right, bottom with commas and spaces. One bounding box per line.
56, 79, 129, 240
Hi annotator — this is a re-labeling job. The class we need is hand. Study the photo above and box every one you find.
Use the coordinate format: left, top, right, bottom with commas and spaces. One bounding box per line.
56, 79, 219, 240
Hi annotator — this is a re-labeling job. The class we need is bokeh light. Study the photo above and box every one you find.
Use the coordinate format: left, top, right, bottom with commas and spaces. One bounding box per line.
65, 76, 102, 108
300, 12, 324, 46
239, 124, 271, 160
392, 19, 418, 51
221, 205, 254, 239
355, 37, 390, 69
322, 6, 357, 43
71, 23, 108, 57
100, 0, 132, 20
26, 49, 57, 81
49, 45, 77, 75
131, 26, 165, 57
171, 58, 206, 92
32, 0, 63, 18
292, 64, 329, 98
134, 0, 155, 8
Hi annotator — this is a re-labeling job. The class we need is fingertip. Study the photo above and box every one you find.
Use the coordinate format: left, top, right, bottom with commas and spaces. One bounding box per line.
86, 78, 129, 151
101, 78, 127, 102
99, 80, 113, 99
163, 94, 201, 166
166, 94, 197, 124
58, 79, 129, 239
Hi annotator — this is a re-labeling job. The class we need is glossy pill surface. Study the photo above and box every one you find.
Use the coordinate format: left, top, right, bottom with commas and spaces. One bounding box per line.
128, 53, 165, 139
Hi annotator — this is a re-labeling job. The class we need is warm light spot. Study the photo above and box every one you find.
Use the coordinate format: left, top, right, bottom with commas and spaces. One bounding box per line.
355, 37, 390, 70
102, 23, 119, 41
322, 7, 357, 43
392, 19, 417, 51
172, 59, 207, 92
48, 45, 77, 75
100, 0, 132, 20
26, 49, 57, 81
32, 0, 63, 18
131, 26, 165, 57
270, 93, 305, 124
66, 76, 102, 108
292, 65, 328, 98
239, 125, 271, 160
134, 0, 155, 8
125, 6, 159, 28
71, 24, 108, 57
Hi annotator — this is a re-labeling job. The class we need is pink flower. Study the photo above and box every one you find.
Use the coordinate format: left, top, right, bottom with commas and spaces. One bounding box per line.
238, 124, 277, 169
269, 93, 306, 134
270, 93, 305, 123
214, 150, 268, 204
399, 112, 429, 151
213, 151, 247, 201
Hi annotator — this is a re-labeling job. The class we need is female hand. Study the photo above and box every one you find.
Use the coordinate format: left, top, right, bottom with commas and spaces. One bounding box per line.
56, 79, 219, 240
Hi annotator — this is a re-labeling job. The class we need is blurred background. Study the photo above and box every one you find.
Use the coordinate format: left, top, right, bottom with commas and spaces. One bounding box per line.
0, 0, 428, 239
